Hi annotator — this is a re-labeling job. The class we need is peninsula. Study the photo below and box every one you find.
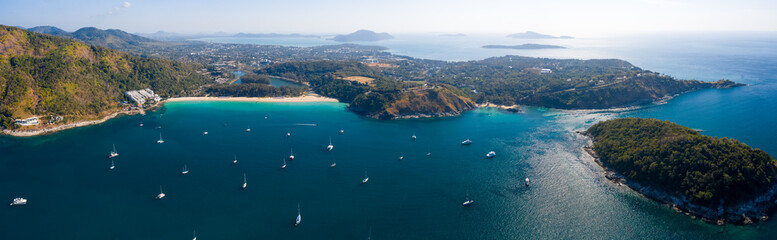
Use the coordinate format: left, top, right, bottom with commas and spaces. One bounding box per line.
483, 44, 565, 50
584, 118, 777, 225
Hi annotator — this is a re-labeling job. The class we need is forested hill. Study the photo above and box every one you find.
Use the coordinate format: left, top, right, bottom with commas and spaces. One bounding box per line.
28, 26, 158, 50
587, 118, 777, 209
0, 25, 209, 128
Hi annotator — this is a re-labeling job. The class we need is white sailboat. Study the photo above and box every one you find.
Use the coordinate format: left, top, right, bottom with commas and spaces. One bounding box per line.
9, 197, 27, 206
398, 152, 404, 160
156, 185, 165, 199
282, 159, 287, 169
181, 165, 189, 175
340, 129, 344, 134
286, 131, 291, 137
157, 133, 165, 144
192, 230, 197, 240
246, 125, 251, 132
233, 155, 238, 164
362, 169, 369, 184
242, 173, 247, 189
330, 158, 336, 168
326, 137, 333, 151
289, 148, 295, 160
461, 139, 472, 145
203, 130, 208, 135
462, 191, 474, 206
295, 203, 302, 226
109, 144, 119, 158
109, 160, 115, 170
486, 151, 496, 158
412, 132, 417, 140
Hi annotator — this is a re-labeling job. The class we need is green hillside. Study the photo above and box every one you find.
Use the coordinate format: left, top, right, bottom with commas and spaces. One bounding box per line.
0, 25, 209, 128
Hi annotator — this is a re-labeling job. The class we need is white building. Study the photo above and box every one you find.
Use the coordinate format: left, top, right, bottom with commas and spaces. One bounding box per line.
125, 88, 161, 105
14, 117, 39, 126
540, 69, 553, 74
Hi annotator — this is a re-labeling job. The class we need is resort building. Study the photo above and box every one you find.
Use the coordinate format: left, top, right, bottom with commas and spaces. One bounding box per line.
14, 117, 40, 126
125, 88, 161, 105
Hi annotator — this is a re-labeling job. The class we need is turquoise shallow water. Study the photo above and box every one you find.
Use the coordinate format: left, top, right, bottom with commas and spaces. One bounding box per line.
2, 34, 777, 239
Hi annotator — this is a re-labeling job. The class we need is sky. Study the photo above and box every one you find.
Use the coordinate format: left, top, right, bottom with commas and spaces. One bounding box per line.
1, 0, 776, 37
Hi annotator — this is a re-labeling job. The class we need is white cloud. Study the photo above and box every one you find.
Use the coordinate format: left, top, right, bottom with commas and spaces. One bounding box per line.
108, 2, 131, 15
122, 2, 131, 8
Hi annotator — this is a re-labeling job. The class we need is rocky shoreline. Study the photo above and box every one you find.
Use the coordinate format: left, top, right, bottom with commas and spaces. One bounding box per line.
1, 109, 145, 137
578, 131, 776, 225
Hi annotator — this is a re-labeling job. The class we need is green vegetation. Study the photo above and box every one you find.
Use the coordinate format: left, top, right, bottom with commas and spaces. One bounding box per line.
588, 118, 777, 206
428, 56, 742, 109
206, 84, 306, 97
0, 25, 209, 129
28, 26, 159, 51
239, 73, 271, 84
258, 61, 474, 118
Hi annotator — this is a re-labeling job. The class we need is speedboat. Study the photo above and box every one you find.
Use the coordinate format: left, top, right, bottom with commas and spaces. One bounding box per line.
109, 144, 119, 158
156, 186, 165, 199
461, 139, 472, 145
295, 204, 302, 226
525, 178, 530, 187
10, 197, 27, 206
486, 151, 496, 158
462, 199, 474, 206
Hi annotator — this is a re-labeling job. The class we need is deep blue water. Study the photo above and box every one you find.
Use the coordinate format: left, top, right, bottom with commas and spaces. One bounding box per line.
1, 33, 777, 239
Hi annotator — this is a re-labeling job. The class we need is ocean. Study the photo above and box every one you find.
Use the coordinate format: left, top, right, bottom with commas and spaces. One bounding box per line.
1, 33, 776, 239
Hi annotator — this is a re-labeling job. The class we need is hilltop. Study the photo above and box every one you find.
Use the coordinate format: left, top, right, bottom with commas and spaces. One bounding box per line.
586, 118, 777, 224
331, 30, 393, 42
0, 25, 209, 129
28, 26, 158, 50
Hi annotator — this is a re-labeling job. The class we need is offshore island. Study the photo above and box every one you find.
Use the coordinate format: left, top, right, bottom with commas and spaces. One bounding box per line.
583, 118, 777, 225
0, 25, 742, 135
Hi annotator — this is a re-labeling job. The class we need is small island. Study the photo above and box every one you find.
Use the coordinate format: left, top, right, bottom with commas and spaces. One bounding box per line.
331, 30, 393, 42
585, 118, 777, 225
483, 44, 565, 50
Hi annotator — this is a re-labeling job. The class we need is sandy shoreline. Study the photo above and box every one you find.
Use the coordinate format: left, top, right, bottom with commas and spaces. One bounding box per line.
164, 94, 339, 103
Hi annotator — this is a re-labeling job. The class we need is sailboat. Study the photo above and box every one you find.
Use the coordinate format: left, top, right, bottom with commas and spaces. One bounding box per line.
326, 137, 333, 151
398, 152, 404, 160
157, 133, 165, 144
330, 158, 336, 168
461, 139, 472, 145
362, 169, 369, 184
340, 129, 344, 134
486, 151, 496, 158
412, 132, 417, 141
109, 144, 119, 158
233, 155, 238, 164
192, 230, 197, 240
181, 165, 189, 175
109, 160, 115, 170
295, 203, 302, 226
246, 125, 251, 132
286, 131, 291, 137
139, 122, 143, 127
367, 226, 372, 240
203, 130, 208, 135
289, 148, 295, 160
282, 159, 287, 169
242, 173, 247, 189
462, 191, 474, 206
156, 185, 165, 199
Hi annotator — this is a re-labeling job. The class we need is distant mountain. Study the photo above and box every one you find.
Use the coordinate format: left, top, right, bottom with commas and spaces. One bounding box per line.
482, 44, 565, 50
233, 32, 320, 38
507, 31, 574, 39
28, 26, 157, 50
27, 26, 70, 38
331, 30, 393, 42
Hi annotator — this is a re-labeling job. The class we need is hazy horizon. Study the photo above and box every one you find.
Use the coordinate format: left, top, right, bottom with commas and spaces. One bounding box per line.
2, 0, 777, 38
